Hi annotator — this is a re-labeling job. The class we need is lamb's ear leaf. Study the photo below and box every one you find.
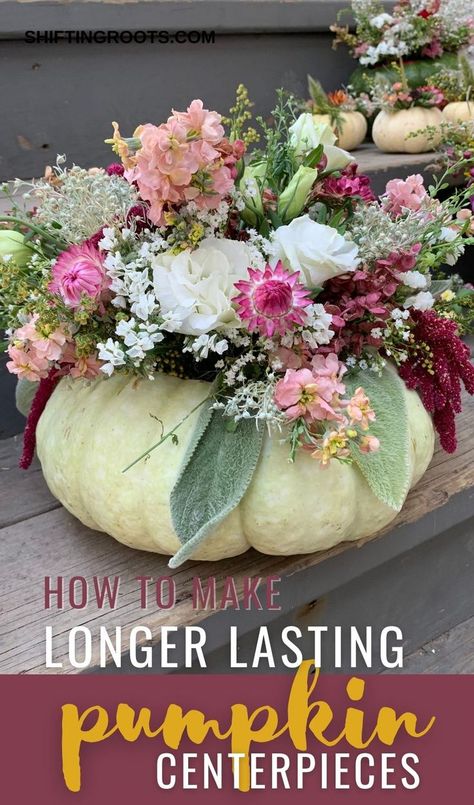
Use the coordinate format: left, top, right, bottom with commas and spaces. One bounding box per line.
15, 378, 39, 418
169, 410, 264, 567
344, 363, 411, 511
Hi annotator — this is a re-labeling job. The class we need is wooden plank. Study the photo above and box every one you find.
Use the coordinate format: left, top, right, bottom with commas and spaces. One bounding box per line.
354, 143, 437, 175
393, 616, 474, 674
0, 436, 60, 527
0, 393, 473, 674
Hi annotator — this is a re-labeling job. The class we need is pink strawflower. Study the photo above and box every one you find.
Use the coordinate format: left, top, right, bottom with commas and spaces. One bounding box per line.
382, 174, 428, 217
234, 261, 311, 338
50, 242, 108, 308
346, 386, 376, 431
6, 345, 49, 382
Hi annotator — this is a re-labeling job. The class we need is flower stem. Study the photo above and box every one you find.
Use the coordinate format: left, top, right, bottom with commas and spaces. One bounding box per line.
122, 394, 212, 473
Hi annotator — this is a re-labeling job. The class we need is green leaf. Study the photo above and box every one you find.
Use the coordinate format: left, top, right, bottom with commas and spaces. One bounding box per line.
15, 378, 38, 418
344, 364, 411, 511
303, 144, 324, 168
169, 411, 264, 567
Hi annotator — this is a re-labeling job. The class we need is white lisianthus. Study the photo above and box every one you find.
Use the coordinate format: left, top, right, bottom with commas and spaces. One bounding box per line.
152, 238, 251, 336
271, 214, 360, 288
404, 291, 435, 311
288, 113, 354, 172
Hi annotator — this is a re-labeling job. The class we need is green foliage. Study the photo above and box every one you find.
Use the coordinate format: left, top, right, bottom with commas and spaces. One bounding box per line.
169, 410, 264, 567
344, 364, 411, 511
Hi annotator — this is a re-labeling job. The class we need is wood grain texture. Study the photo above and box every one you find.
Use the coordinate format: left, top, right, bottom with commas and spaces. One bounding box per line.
0, 393, 473, 674
393, 616, 474, 674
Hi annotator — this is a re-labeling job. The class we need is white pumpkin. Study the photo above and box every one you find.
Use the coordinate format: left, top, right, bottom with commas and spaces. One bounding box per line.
36, 373, 435, 562
372, 108, 443, 154
312, 112, 367, 151
442, 101, 474, 124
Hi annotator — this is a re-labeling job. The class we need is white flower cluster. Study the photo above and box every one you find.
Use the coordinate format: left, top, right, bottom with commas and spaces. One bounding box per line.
212, 374, 286, 430
280, 303, 334, 350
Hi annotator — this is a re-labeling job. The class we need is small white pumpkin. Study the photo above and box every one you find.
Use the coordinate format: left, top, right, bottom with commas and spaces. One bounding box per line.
442, 101, 474, 124
36, 372, 435, 562
312, 111, 367, 151
372, 108, 443, 154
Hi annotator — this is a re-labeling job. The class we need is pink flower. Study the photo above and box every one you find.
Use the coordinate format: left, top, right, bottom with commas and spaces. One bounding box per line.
346, 386, 376, 430
6, 345, 49, 382
173, 99, 225, 144
311, 353, 347, 395
124, 101, 237, 225
382, 174, 428, 217
234, 261, 311, 338
274, 361, 345, 423
60, 342, 103, 379
317, 164, 375, 204
12, 315, 67, 362
422, 38, 443, 58
50, 243, 108, 308
360, 434, 380, 453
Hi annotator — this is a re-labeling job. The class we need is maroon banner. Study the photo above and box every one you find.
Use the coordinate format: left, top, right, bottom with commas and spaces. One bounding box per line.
1, 669, 472, 802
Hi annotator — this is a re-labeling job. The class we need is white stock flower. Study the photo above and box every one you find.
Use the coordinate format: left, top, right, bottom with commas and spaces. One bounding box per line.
271, 215, 360, 288
152, 238, 251, 336
97, 338, 126, 376
404, 291, 435, 311
288, 113, 354, 172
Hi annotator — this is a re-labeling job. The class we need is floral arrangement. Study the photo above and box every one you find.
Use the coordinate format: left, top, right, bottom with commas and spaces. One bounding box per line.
305, 76, 376, 121
332, 0, 474, 68
1, 88, 474, 495
373, 78, 446, 110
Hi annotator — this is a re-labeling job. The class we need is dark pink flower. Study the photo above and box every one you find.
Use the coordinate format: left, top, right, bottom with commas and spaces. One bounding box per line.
50, 243, 109, 308
234, 261, 312, 337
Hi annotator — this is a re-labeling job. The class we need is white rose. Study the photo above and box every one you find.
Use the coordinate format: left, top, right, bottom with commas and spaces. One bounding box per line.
271, 214, 360, 288
152, 238, 250, 335
288, 113, 354, 172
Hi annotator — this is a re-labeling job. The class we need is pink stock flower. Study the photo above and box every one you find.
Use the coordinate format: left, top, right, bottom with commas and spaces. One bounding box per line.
50, 243, 108, 308
173, 99, 225, 144
274, 354, 347, 423
382, 174, 428, 217
60, 342, 103, 379
234, 261, 311, 338
360, 434, 380, 453
346, 386, 376, 430
126, 100, 236, 225
6, 345, 49, 382
12, 314, 67, 362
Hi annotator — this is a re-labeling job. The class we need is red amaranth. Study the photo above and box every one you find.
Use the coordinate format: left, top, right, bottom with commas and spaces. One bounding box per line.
398, 309, 474, 452
20, 369, 60, 470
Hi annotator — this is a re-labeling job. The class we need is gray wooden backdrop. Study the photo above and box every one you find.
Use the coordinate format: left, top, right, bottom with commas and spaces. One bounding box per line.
0, 1, 354, 179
